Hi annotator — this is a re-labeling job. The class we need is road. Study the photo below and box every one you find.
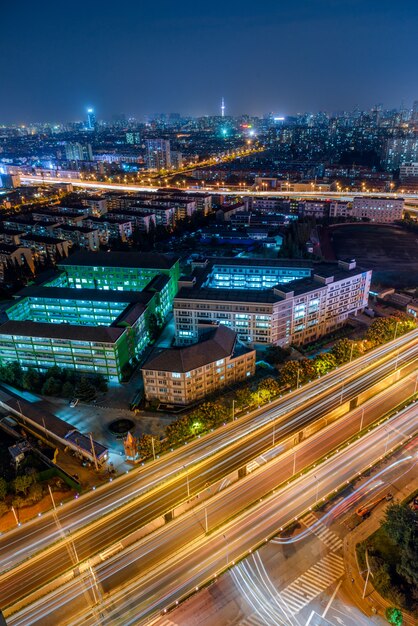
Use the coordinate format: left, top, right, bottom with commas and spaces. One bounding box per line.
5, 376, 418, 625
157, 438, 418, 626
0, 329, 418, 571
0, 334, 416, 608
19, 175, 418, 201
1, 330, 415, 576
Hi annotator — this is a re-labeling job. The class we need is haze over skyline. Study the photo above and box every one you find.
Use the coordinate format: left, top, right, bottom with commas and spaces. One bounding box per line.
2, 0, 418, 123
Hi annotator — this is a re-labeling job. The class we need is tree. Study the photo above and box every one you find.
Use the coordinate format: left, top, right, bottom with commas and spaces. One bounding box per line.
256, 377, 281, 401
331, 338, 361, 365
0, 477, 7, 500
13, 474, 33, 496
147, 313, 163, 342
41, 377, 62, 397
235, 387, 254, 411
137, 434, 161, 459
75, 377, 96, 402
62, 381, 75, 398
264, 346, 291, 366
313, 352, 337, 376
22, 367, 43, 392
385, 607, 403, 625
279, 361, 303, 388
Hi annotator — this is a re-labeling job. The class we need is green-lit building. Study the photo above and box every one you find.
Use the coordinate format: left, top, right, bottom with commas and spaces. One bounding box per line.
0, 252, 180, 382
57, 251, 180, 305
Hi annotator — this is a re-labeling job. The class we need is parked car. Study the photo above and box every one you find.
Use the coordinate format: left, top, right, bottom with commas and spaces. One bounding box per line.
69, 398, 79, 408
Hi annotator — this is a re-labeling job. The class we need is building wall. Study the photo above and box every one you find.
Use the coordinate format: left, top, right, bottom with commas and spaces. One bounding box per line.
0, 333, 123, 380
142, 349, 256, 405
352, 197, 404, 222
174, 269, 371, 347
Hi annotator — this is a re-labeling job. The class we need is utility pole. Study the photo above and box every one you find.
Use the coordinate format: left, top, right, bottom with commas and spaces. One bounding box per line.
363, 549, 373, 598
151, 436, 156, 461
359, 407, 365, 432
89, 433, 99, 471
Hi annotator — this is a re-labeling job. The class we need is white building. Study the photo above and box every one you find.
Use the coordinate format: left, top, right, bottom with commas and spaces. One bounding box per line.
174, 258, 371, 347
352, 197, 404, 223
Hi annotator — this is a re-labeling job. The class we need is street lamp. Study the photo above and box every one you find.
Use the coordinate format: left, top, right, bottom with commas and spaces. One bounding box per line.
314, 474, 320, 502
222, 533, 229, 565
183, 464, 190, 499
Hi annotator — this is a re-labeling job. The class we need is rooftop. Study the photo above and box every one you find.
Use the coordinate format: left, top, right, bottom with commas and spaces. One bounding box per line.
142, 325, 250, 373
58, 250, 179, 270
0, 320, 125, 343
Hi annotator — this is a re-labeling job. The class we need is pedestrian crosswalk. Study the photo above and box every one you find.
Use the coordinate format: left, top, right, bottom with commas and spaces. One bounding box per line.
279, 552, 345, 616
301, 512, 343, 551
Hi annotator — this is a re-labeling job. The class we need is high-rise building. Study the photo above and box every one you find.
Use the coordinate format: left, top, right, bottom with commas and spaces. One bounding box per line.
65, 142, 93, 161
385, 137, 418, 171
126, 132, 141, 145
221, 97, 225, 118
145, 139, 171, 170
86, 107, 96, 130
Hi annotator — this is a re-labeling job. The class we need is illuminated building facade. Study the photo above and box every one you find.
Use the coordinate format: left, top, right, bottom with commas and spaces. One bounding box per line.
174, 259, 371, 347
0, 252, 180, 381
142, 325, 255, 406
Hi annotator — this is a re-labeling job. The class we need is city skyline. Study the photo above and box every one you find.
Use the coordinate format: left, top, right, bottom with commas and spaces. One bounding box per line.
2, 0, 418, 123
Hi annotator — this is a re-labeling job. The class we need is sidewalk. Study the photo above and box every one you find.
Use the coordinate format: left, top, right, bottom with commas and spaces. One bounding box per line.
342, 475, 417, 626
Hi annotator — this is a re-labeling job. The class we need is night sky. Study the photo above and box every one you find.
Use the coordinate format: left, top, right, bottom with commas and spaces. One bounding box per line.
2, 0, 418, 123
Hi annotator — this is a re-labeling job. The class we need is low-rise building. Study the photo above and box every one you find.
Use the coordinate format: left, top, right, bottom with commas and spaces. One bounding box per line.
352, 197, 404, 222
141, 325, 256, 406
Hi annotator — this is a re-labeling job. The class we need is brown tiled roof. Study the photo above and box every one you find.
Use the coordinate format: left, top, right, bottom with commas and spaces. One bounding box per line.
142, 325, 238, 373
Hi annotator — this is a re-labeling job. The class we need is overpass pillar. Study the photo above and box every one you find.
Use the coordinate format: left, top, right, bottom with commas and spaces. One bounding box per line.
238, 466, 247, 479
164, 510, 174, 523
350, 396, 359, 411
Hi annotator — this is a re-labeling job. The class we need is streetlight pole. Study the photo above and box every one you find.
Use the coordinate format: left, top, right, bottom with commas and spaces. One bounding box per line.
363, 549, 373, 598
183, 465, 190, 499
314, 474, 319, 502
11, 506, 19, 526
232, 399, 235, 420
151, 436, 156, 462
89, 433, 99, 471
204, 507, 208, 534
222, 533, 229, 566
48, 484, 57, 511
384, 428, 390, 454
359, 407, 365, 432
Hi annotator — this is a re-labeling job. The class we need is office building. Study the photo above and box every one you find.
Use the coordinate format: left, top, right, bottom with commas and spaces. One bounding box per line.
0, 251, 179, 381
174, 258, 371, 347
351, 197, 404, 222
57, 250, 180, 306
145, 139, 171, 170
142, 325, 256, 406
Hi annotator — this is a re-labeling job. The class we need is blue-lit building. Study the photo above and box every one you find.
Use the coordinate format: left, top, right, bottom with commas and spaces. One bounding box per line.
174, 258, 372, 347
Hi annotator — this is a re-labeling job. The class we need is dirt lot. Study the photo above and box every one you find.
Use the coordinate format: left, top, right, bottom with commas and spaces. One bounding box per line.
329, 224, 418, 288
